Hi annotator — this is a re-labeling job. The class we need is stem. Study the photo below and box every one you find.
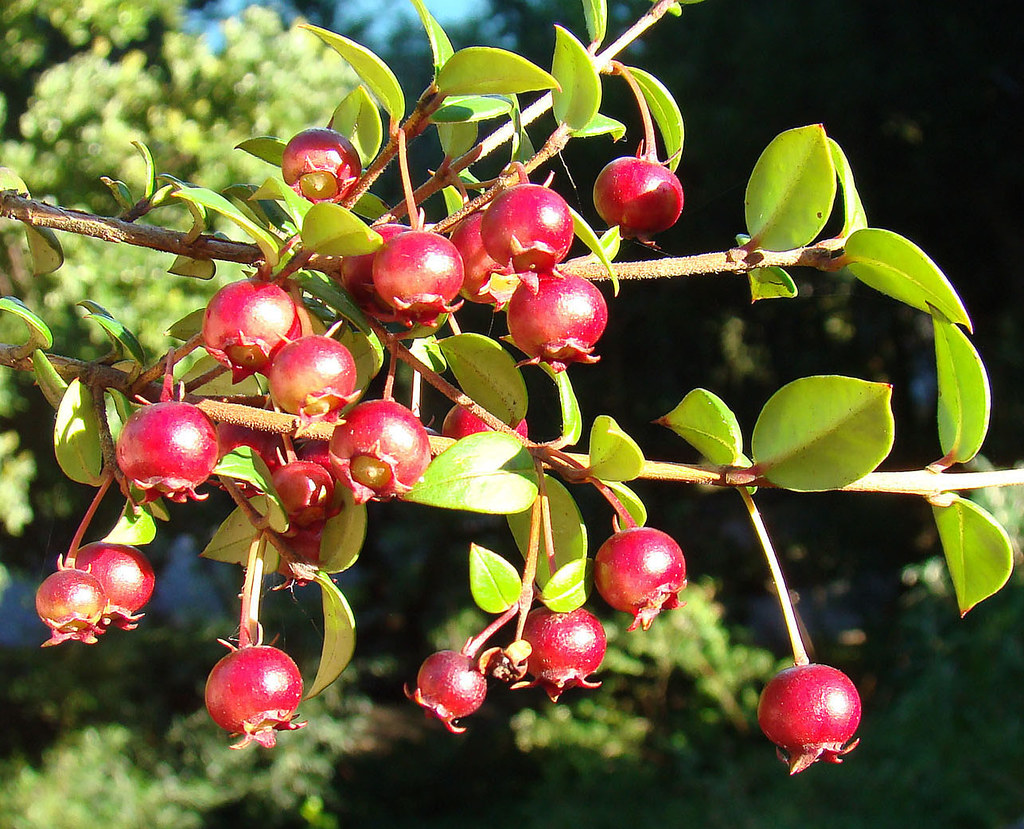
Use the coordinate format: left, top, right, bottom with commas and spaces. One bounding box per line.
462, 601, 522, 659
536, 470, 558, 577
238, 533, 267, 648
612, 62, 659, 161
516, 484, 545, 641
740, 487, 809, 666
63, 473, 115, 567
396, 128, 422, 231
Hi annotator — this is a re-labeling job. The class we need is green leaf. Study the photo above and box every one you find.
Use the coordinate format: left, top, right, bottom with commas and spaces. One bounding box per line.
318, 490, 367, 573
744, 124, 837, 250
437, 121, 479, 159
236, 136, 287, 167
407, 0, 455, 73
438, 333, 528, 425
541, 363, 583, 447
507, 475, 588, 586
307, 572, 357, 698
933, 313, 990, 464
469, 543, 522, 613
102, 500, 157, 546
405, 432, 538, 514
295, 271, 372, 334
841, 228, 972, 331
31, 350, 67, 409
656, 388, 744, 465
569, 206, 618, 292
0, 296, 53, 349
437, 47, 559, 97
54, 379, 104, 485
581, 0, 608, 44
251, 176, 312, 227
353, 192, 389, 221
552, 26, 602, 132
751, 375, 895, 491
301, 202, 383, 257
168, 254, 216, 280
601, 479, 648, 527
200, 505, 255, 564
25, 226, 64, 275
132, 140, 157, 198
829, 138, 868, 236
599, 226, 621, 261
587, 414, 645, 481
628, 67, 684, 171
173, 185, 281, 266
213, 447, 288, 533
571, 112, 627, 141
408, 335, 447, 374
749, 266, 797, 301
179, 353, 262, 395
77, 300, 146, 366
166, 308, 206, 341
336, 325, 385, 394
539, 558, 590, 612
933, 496, 1013, 616
331, 85, 384, 167
101, 176, 134, 211
432, 95, 514, 123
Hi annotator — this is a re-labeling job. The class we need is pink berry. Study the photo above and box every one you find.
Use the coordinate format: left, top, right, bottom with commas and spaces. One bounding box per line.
593, 527, 687, 631
271, 460, 338, 527
757, 663, 862, 774
338, 222, 407, 322
449, 212, 518, 308
480, 184, 574, 273
74, 541, 155, 630
406, 650, 488, 733
204, 644, 305, 749
371, 230, 464, 327
216, 423, 283, 473
266, 334, 359, 427
281, 127, 361, 203
593, 156, 684, 240
519, 607, 606, 702
35, 566, 108, 647
441, 405, 528, 441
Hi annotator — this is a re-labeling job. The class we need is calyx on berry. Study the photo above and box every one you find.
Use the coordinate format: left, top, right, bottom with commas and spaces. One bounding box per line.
480, 183, 574, 273
74, 541, 156, 630
757, 662, 862, 774
281, 127, 361, 203
592, 156, 684, 240
517, 607, 606, 702
406, 650, 488, 733
35, 562, 108, 647
266, 334, 359, 428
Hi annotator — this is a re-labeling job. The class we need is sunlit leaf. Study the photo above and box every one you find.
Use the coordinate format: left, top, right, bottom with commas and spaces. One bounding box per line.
552, 26, 602, 131
236, 135, 286, 166
307, 572, 357, 698
251, 176, 312, 227
432, 95, 514, 123
168, 254, 216, 280
77, 300, 146, 366
581, 0, 608, 44
437, 121, 479, 159
829, 138, 868, 236
507, 475, 588, 586
318, 490, 367, 573
0, 296, 53, 349
439, 333, 528, 424
656, 388, 743, 466
301, 202, 383, 257
469, 543, 522, 613
749, 266, 797, 301
25, 226, 64, 275
132, 140, 157, 198
437, 47, 559, 97
200, 505, 255, 564
331, 85, 384, 167
588, 414, 645, 481
628, 67, 684, 171
173, 185, 281, 266
408, 0, 455, 73
53, 379, 104, 486
933, 313, 990, 464
601, 479, 648, 527
31, 350, 67, 409
539, 558, 590, 612
572, 112, 627, 141
213, 447, 288, 533
102, 500, 157, 546
569, 206, 618, 292
295, 270, 372, 334
541, 363, 583, 446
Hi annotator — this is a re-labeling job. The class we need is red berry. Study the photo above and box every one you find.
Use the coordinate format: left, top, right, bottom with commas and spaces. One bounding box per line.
35, 565, 108, 647
115, 400, 220, 503
204, 644, 305, 749
74, 541, 155, 630
593, 156, 684, 240
371, 230, 464, 327
271, 460, 338, 527
406, 650, 487, 733
202, 278, 302, 381
266, 334, 359, 427
338, 223, 407, 322
281, 127, 361, 203
757, 663, 862, 774
216, 423, 283, 473
329, 399, 431, 503
480, 184, 574, 272
449, 212, 518, 308
593, 527, 687, 631
519, 607, 606, 702
505, 272, 608, 372
441, 405, 528, 441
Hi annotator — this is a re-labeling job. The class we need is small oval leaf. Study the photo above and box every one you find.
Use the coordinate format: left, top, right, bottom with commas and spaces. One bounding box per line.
25, 226, 64, 275
552, 26, 602, 131
173, 185, 281, 266
295, 270, 372, 334
582, 0, 608, 45
432, 95, 515, 124
236, 136, 286, 167
829, 138, 868, 236
78, 300, 146, 366
319, 490, 367, 573
54, 379, 104, 485
0, 296, 53, 349
628, 67, 684, 171
656, 388, 744, 466
307, 572, 357, 698
331, 85, 384, 167
437, 121, 479, 159
541, 363, 583, 447
601, 479, 648, 528
102, 500, 157, 546
213, 447, 288, 532
408, 0, 455, 74
200, 505, 255, 564
31, 350, 68, 409
588, 414, 645, 481
539, 558, 591, 612
749, 266, 797, 302
469, 543, 522, 613
933, 313, 990, 464
438, 333, 528, 425
572, 112, 627, 141
168, 254, 216, 280
437, 47, 559, 97
507, 475, 588, 586
569, 206, 618, 292
301, 202, 383, 257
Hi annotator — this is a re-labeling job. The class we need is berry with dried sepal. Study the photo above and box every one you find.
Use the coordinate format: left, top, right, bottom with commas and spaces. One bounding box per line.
480, 183, 574, 273
266, 334, 359, 428
371, 230, 465, 327
518, 607, 606, 702
406, 650, 487, 733
593, 156, 684, 240
35, 565, 108, 646
281, 127, 361, 203
74, 541, 155, 630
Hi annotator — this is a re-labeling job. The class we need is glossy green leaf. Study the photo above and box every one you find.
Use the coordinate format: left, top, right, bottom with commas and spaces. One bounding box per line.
295, 270, 371, 334
439, 333, 528, 424
933, 496, 1013, 617
178, 353, 259, 395
0, 296, 53, 349
408, 0, 455, 73
102, 500, 157, 546
408, 336, 447, 374
601, 479, 648, 527
251, 176, 312, 227
628, 67, 684, 171
441, 185, 464, 217
31, 350, 67, 408
301, 202, 383, 257
572, 112, 627, 141
0, 167, 29, 192
437, 121, 479, 159
656, 388, 743, 466
301, 24, 405, 119
842, 228, 972, 331
132, 140, 157, 198
507, 475, 588, 586
200, 505, 255, 564
101, 176, 134, 211
749, 267, 797, 301
744, 124, 837, 251
569, 206, 618, 292
173, 185, 281, 266
437, 47, 559, 97
405, 432, 538, 513
166, 308, 205, 341
307, 572, 357, 698
469, 543, 522, 613
552, 26, 602, 131
168, 254, 216, 280
54, 379, 104, 485
213, 447, 288, 532
318, 490, 367, 573
78, 300, 146, 366
25, 226, 64, 275
599, 226, 621, 261
353, 192, 389, 221
539, 558, 590, 612
336, 325, 384, 394
541, 363, 583, 446
331, 85, 383, 167
933, 313, 990, 464
829, 138, 868, 236
588, 414, 645, 481
582, 0, 608, 44
751, 375, 895, 491
432, 95, 514, 123
236, 136, 286, 167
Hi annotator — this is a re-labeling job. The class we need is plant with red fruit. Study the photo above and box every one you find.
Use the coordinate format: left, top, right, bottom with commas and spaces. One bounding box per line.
271, 460, 338, 527
406, 650, 488, 733
518, 607, 606, 702
338, 223, 407, 321
74, 541, 155, 630
479, 183, 574, 273
371, 229, 464, 327
329, 398, 431, 503
593, 156, 684, 240
281, 126, 361, 203
757, 663, 862, 774
594, 526, 687, 631
202, 277, 302, 381
204, 644, 305, 749
115, 400, 220, 503
449, 212, 518, 308
35, 564, 108, 647
216, 423, 283, 472
441, 405, 528, 441
266, 334, 359, 427
505, 272, 608, 372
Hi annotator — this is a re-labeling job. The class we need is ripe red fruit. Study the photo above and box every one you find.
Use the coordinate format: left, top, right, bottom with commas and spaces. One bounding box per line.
519, 607, 606, 702
266, 334, 359, 427
116, 400, 220, 503
593, 156, 684, 240
449, 212, 518, 308
593, 526, 687, 631
271, 460, 338, 527
757, 663, 862, 774
505, 272, 608, 372
441, 405, 528, 441
281, 127, 361, 203
202, 278, 302, 381
338, 222, 407, 321
328, 399, 432, 503
74, 541, 155, 630
371, 230, 464, 327
480, 183, 574, 272
35, 565, 108, 647
406, 650, 487, 733
216, 423, 283, 473
204, 644, 305, 749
